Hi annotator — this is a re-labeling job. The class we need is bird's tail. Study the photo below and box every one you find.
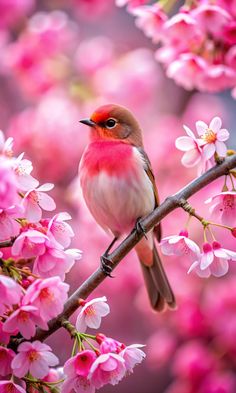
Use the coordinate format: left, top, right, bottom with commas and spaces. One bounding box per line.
135, 235, 176, 311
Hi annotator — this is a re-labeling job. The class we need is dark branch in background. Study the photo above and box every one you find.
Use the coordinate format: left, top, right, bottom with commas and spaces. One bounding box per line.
30, 155, 236, 342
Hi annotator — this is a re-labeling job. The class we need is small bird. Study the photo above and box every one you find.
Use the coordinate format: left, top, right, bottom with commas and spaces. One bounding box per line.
79, 104, 175, 311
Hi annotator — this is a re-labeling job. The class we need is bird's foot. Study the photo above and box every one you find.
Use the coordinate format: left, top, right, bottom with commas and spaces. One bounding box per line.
100, 255, 114, 277
135, 218, 147, 239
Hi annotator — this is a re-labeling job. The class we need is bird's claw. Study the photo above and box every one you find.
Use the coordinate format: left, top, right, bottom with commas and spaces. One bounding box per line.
135, 218, 147, 239
100, 255, 114, 277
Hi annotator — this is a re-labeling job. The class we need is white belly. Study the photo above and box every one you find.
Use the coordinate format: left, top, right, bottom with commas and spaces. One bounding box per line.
81, 169, 155, 237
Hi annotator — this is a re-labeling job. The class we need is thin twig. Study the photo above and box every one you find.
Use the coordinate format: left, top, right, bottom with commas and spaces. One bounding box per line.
23, 154, 236, 342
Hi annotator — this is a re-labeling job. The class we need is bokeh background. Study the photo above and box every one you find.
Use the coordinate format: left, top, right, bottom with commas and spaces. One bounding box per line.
1, 1, 236, 392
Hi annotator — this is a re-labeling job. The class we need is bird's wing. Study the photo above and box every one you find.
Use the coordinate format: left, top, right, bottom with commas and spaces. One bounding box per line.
137, 147, 162, 242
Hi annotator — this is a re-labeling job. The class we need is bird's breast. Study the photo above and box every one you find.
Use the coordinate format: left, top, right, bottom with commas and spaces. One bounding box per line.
79, 140, 155, 235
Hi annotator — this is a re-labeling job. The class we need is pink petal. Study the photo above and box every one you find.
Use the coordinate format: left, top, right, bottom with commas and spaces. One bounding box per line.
196, 120, 208, 136
181, 148, 201, 167
37, 183, 54, 192
215, 141, 227, 157
38, 192, 56, 211
217, 128, 229, 141
175, 136, 195, 151
210, 258, 229, 277
183, 125, 196, 139
200, 251, 214, 269
76, 314, 87, 333
85, 313, 102, 329
30, 357, 49, 379
42, 351, 59, 366
100, 357, 118, 372
209, 116, 222, 133
24, 201, 42, 222
202, 143, 215, 159
93, 302, 110, 317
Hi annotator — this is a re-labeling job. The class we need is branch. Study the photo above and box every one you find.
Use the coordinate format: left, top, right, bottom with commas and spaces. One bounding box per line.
33, 155, 236, 341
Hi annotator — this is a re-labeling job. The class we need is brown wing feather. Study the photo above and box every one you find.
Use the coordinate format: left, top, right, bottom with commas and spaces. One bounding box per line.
137, 147, 162, 241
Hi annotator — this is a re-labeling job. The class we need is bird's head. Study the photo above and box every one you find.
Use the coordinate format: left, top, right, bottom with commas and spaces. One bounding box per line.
80, 104, 143, 146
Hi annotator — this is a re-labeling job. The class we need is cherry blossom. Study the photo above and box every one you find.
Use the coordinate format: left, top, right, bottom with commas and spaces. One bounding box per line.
11, 229, 48, 259
0, 161, 19, 210
205, 191, 236, 227
22, 276, 69, 321
62, 350, 96, 393
98, 335, 123, 354
0, 275, 22, 315
175, 125, 203, 168
0, 346, 15, 376
0, 205, 22, 241
160, 230, 200, 260
188, 242, 236, 278
76, 296, 110, 333
13, 153, 39, 191
3, 304, 48, 339
131, 4, 167, 43
120, 344, 146, 372
196, 117, 229, 159
12, 341, 59, 379
22, 183, 56, 222
88, 353, 126, 388
44, 212, 74, 248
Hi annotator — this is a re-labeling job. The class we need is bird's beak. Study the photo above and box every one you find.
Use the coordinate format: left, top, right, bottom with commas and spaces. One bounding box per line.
79, 118, 96, 127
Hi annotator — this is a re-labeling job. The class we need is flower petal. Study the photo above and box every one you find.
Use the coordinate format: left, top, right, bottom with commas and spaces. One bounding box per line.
217, 128, 229, 141
196, 120, 208, 136
175, 136, 196, 151
211, 258, 229, 277
215, 141, 227, 157
202, 143, 215, 160
209, 116, 222, 133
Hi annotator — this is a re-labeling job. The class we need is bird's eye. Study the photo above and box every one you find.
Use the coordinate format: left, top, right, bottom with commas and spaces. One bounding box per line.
105, 118, 117, 129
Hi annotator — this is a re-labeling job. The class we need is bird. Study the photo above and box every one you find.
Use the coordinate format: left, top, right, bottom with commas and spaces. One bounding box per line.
79, 104, 176, 311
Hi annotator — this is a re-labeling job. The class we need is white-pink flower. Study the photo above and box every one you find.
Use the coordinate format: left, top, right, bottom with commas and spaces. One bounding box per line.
0, 275, 22, 315
160, 230, 200, 260
0, 161, 19, 210
205, 191, 236, 227
11, 229, 48, 258
62, 350, 96, 393
175, 125, 203, 167
12, 341, 59, 379
22, 276, 69, 321
120, 344, 145, 372
188, 242, 236, 278
196, 116, 229, 159
0, 381, 26, 393
88, 353, 126, 388
3, 304, 48, 339
0, 205, 22, 241
14, 153, 39, 191
131, 4, 167, 43
76, 297, 110, 333
33, 246, 81, 280
22, 183, 56, 222
46, 212, 74, 248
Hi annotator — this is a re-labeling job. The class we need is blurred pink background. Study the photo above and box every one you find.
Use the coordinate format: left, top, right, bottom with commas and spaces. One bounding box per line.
1, 1, 236, 392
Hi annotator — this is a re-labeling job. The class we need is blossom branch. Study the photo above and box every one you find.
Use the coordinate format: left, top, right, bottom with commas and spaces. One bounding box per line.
0, 237, 16, 248
32, 154, 236, 342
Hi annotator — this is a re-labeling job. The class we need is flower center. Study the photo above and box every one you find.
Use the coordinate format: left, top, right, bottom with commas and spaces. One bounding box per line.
40, 287, 54, 303
223, 195, 235, 210
19, 310, 29, 322
28, 349, 40, 362
202, 129, 217, 143
84, 305, 95, 316
29, 190, 39, 203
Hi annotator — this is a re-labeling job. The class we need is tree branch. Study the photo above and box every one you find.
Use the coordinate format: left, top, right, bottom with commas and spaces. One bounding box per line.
33, 155, 236, 341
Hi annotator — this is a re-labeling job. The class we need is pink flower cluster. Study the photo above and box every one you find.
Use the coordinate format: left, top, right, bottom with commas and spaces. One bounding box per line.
127, 0, 236, 95
175, 116, 229, 173
62, 335, 145, 392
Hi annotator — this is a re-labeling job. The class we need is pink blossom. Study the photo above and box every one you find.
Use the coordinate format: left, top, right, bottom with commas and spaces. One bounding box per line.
3, 304, 48, 339
196, 116, 229, 159
0, 0, 35, 29
175, 125, 203, 167
0, 205, 22, 241
0, 346, 15, 376
0, 131, 13, 158
22, 183, 56, 222
23, 276, 69, 321
0, 161, 19, 210
88, 353, 126, 388
188, 242, 236, 278
205, 191, 236, 226
14, 153, 39, 191
12, 341, 59, 379
191, 4, 232, 38
0, 275, 22, 315
131, 5, 167, 43
62, 350, 96, 393
46, 212, 74, 248
0, 381, 26, 393
0, 321, 10, 344
160, 230, 200, 259
33, 246, 81, 280
98, 336, 123, 354
11, 229, 48, 258
120, 344, 145, 372
76, 296, 110, 333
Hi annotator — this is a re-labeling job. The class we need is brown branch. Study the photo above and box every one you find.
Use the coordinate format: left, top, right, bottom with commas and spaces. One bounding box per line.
32, 154, 236, 342
0, 237, 16, 248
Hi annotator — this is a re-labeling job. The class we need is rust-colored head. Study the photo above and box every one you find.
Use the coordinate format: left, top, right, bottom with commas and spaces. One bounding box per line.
80, 104, 143, 146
